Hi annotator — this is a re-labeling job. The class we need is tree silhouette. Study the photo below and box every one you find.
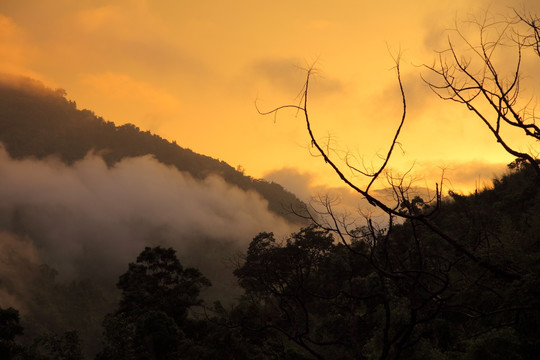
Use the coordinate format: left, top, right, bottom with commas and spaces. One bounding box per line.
234, 163, 540, 359
423, 10, 540, 178
255, 7, 540, 360
97, 246, 210, 360
0, 307, 24, 359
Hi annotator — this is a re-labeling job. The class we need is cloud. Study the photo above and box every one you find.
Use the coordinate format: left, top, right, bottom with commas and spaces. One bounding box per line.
367, 65, 440, 125
262, 167, 314, 201
72, 1, 167, 41
0, 147, 297, 286
75, 5, 118, 33
263, 167, 392, 229
80, 72, 182, 116
1, 1, 210, 85
72, 3, 206, 75
303, 19, 335, 31
0, 14, 25, 62
251, 58, 309, 94
0, 14, 42, 78
416, 160, 509, 194
251, 58, 345, 99
263, 158, 511, 233
0, 232, 42, 311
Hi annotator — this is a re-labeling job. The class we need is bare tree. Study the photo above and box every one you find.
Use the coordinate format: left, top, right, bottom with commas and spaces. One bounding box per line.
423, 10, 540, 178
516, 10, 540, 57
258, 57, 522, 281
255, 60, 519, 360
252, 9, 540, 359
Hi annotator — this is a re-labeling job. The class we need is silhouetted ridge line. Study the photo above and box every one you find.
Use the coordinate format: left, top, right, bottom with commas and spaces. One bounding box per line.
0, 76, 306, 224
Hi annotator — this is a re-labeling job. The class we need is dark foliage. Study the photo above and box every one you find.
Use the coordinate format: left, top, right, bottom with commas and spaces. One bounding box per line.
97, 246, 211, 360
2, 165, 536, 360
0, 307, 24, 359
0, 307, 84, 360
22, 330, 85, 360
9, 264, 115, 358
231, 164, 540, 359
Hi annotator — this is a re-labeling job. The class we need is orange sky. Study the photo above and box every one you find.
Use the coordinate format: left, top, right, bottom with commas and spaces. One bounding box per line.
1, 0, 538, 198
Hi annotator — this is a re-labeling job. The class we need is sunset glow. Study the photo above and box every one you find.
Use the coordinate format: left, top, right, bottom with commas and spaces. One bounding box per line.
1, 3, 539, 357
1, 0, 538, 195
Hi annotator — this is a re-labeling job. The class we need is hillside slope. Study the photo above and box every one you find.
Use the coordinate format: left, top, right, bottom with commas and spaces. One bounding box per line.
0, 76, 306, 224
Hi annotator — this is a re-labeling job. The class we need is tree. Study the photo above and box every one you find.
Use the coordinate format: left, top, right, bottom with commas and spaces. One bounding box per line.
25, 331, 84, 360
0, 307, 24, 359
259, 60, 522, 282
255, 7, 540, 360
0, 307, 86, 360
234, 165, 540, 359
234, 226, 365, 360
97, 246, 210, 360
423, 10, 540, 178
257, 8, 540, 278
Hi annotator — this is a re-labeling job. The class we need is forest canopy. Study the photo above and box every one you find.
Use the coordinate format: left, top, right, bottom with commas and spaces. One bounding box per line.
2, 162, 539, 359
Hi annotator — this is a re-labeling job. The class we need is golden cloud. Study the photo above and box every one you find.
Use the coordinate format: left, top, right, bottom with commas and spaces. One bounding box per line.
80, 72, 181, 114
0, 14, 39, 77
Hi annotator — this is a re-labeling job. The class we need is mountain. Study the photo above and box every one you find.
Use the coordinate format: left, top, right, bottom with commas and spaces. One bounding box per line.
1, 75, 538, 359
0, 75, 308, 357
0, 76, 306, 225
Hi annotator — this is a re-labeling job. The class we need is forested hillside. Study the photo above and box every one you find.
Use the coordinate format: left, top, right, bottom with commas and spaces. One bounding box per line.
1, 2, 539, 359
0, 77, 305, 224
2, 162, 538, 359
0, 76, 308, 358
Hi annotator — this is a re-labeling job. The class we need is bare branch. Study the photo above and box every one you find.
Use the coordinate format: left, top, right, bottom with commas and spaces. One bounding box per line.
423, 11, 540, 178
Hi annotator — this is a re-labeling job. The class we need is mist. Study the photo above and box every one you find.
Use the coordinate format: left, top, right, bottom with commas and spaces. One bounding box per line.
263, 167, 399, 229
0, 145, 298, 304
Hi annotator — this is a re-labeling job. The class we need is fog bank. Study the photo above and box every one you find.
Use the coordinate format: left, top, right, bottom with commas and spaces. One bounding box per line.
0, 147, 297, 289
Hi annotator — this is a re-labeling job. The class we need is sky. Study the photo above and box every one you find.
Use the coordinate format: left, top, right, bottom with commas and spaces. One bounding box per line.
1, 0, 539, 197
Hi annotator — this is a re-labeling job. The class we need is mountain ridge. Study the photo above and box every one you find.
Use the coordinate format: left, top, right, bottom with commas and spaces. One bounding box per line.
0, 76, 306, 225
